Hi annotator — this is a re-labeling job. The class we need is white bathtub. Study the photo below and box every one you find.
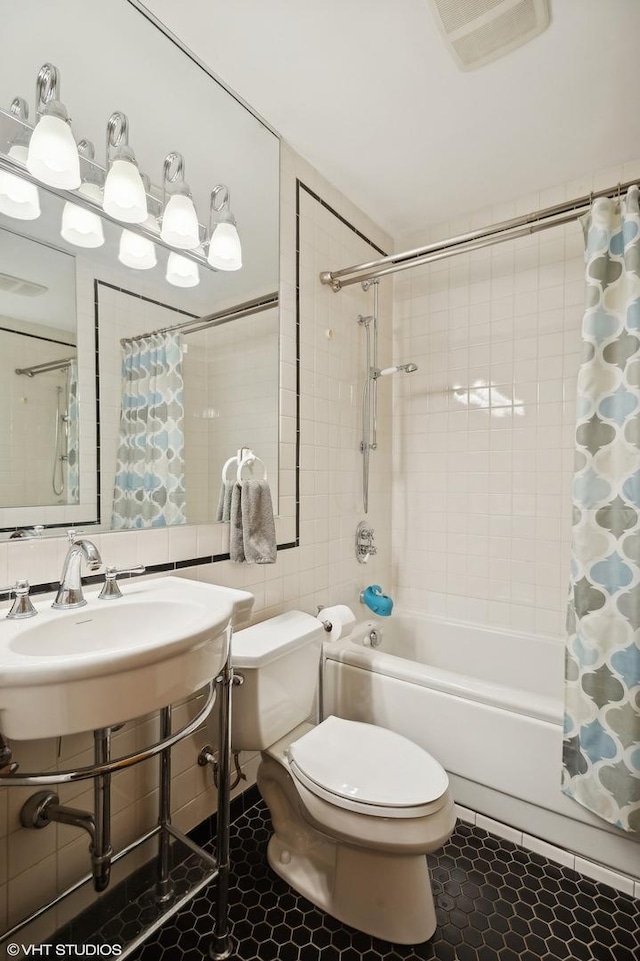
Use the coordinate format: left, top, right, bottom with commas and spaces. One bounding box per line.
323, 611, 640, 878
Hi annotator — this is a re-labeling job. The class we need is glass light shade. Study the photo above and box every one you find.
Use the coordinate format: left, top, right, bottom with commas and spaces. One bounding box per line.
61, 183, 105, 248
0, 145, 41, 220
207, 222, 242, 271
118, 229, 157, 270
103, 157, 147, 224
161, 192, 200, 249
26, 104, 81, 189
166, 252, 200, 288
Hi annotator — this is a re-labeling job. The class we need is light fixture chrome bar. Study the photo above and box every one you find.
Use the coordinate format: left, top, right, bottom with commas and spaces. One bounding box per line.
15, 356, 74, 377
120, 291, 279, 344
320, 178, 638, 290
0, 107, 211, 273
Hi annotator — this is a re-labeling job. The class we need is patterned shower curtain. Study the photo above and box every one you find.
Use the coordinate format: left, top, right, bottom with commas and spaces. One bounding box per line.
66, 359, 79, 504
563, 185, 640, 833
111, 331, 187, 528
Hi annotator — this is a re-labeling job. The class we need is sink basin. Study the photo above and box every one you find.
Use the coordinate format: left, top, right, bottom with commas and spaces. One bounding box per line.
0, 576, 254, 740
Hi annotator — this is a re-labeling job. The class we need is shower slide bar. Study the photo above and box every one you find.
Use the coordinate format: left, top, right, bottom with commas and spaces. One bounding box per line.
120, 290, 279, 345
320, 177, 638, 291
15, 356, 74, 377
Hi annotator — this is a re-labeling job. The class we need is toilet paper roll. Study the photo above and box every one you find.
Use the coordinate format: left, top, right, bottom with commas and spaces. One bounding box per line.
317, 604, 356, 641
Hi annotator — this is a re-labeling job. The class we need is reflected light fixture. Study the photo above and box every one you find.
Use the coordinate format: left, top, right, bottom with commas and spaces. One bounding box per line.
103, 112, 147, 224
26, 64, 80, 189
0, 147, 41, 222
207, 185, 242, 271
60, 140, 105, 248
118, 229, 157, 270
0, 98, 41, 221
166, 251, 200, 288
161, 152, 200, 249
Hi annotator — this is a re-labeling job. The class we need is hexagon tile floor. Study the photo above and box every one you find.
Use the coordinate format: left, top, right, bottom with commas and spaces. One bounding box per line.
121, 796, 638, 961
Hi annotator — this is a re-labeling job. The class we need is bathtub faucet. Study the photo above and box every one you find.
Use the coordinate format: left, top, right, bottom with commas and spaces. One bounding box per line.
360, 585, 393, 617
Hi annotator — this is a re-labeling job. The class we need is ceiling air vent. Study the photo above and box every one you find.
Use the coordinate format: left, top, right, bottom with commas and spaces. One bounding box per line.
427, 0, 550, 70
0, 271, 48, 296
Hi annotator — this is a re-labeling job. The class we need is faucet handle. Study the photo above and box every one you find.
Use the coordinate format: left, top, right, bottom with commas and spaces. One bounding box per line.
67, 528, 81, 543
98, 564, 146, 600
0, 580, 37, 620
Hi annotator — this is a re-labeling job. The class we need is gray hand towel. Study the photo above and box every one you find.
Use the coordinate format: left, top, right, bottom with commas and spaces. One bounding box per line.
229, 483, 245, 562
216, 480, 234, 522
240, 479, 277, 564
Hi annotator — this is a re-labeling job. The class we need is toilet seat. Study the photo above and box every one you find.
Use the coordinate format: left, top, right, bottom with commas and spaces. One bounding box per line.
288, 715, 449, 819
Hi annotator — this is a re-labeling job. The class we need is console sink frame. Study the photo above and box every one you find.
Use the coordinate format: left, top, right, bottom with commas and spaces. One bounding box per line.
0, 667, 236, 959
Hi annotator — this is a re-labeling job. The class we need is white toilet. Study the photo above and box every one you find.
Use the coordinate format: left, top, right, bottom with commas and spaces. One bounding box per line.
230, 610, 456, 945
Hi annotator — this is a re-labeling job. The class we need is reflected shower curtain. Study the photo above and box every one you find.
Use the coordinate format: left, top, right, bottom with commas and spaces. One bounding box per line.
563, 185, 640, 833
111, 331, 186, 528
66, 359, 79, 504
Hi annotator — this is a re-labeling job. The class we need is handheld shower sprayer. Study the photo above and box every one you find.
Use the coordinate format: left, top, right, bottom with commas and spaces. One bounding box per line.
375, 363, 419, 378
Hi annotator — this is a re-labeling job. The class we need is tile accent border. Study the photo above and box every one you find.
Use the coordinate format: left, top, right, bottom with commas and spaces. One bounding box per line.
454, 804, 640, 899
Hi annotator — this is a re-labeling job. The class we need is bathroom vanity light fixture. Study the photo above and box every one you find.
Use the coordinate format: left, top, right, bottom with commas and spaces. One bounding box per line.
207, 185, 242, 271
0, 64, 244, 281
161, 152, 200, 250
103, 111, 148, 224
166, 251, 200, 287
26, 64, 80, 189
60, 140, 105, 248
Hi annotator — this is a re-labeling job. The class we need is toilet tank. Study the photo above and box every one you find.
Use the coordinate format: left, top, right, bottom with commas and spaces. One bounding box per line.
231, 610, 324, 751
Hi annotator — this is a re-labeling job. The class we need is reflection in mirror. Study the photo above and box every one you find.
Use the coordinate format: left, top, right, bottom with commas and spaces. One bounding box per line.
0, 226, 81, 513
98, 283, 279, 527
0, 0, 282, 538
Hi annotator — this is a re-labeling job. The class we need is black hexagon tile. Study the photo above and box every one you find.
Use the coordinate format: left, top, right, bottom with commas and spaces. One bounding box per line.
56, 795, 640, 961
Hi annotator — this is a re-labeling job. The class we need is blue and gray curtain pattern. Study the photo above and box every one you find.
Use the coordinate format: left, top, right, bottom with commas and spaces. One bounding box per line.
563, 185, 640, 833
111, 331, 187, 529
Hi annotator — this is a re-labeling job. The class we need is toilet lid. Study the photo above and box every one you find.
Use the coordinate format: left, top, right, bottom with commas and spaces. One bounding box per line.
288, 716, 449, 817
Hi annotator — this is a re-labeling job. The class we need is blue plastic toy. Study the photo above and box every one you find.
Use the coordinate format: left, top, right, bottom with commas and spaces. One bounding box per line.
360, 585, 393, 617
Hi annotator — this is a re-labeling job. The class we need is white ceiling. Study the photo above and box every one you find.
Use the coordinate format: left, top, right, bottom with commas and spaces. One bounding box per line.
142, 0, 640, 240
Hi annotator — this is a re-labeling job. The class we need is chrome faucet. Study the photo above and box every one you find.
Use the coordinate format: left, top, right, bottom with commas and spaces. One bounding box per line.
52, 530, 102, 610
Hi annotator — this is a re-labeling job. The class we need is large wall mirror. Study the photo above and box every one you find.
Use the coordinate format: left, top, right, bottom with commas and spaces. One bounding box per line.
0, 0, 284, 538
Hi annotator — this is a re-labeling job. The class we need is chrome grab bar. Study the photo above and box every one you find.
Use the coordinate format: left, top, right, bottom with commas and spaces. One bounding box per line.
0, 679, 216, 787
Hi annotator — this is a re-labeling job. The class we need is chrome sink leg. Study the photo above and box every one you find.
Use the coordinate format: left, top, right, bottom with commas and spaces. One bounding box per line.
155, 706, 175, 904
92, 728, 113, 892
209, 626, 234, 960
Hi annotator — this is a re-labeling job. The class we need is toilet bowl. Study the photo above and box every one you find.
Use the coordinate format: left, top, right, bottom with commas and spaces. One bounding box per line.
229, 611, 456, 944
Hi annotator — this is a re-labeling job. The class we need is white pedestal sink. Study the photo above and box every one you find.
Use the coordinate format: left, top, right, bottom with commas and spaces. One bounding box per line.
0, 576, 254, 740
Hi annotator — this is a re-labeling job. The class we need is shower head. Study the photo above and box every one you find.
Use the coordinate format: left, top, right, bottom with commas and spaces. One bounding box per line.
376, 363, 419, 377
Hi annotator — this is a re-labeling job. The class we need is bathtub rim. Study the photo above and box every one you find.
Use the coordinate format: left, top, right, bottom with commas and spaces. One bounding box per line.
325, 610, 564, 726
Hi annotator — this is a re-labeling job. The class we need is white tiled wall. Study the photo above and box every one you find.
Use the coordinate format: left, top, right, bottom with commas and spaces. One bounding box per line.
391, 159, 640, 637
0, 327, 73, 508
0, 143, 393, 937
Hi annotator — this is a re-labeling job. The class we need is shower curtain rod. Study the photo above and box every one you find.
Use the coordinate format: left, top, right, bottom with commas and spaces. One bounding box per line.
319, 177, 638, 291
15, 357, 74, 377
120, 291, 279, 345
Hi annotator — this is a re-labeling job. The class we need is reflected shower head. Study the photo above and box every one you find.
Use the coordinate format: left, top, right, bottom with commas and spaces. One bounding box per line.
376, 363, 419, 377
